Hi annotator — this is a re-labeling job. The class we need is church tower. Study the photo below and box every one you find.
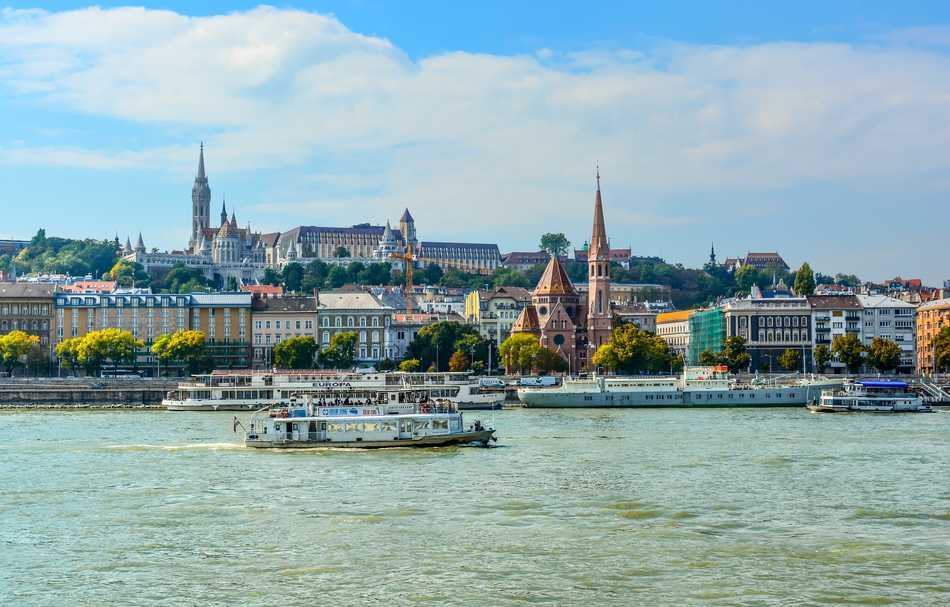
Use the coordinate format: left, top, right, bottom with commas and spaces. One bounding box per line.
399, 209, 417, 247
586, 167, 612, 353
190, 143, 211, 253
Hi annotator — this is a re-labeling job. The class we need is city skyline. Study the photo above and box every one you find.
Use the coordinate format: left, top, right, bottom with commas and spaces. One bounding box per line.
2, 3, 950, 283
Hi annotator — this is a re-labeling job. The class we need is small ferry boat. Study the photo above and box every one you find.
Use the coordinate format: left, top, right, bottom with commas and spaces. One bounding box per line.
163, 370, 505, 411
239, 396, 496, 449
518, 366, 841, 408
807, 380, 933, 413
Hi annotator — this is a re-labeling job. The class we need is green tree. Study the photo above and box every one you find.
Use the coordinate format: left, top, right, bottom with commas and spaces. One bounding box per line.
866, 337, 902, 374
499, 333, 541, 374
591, 324, 676, 374
301, 260, 330, 292
778, 348, 801, 372
534, 347, 569, 373
153, 263, 209, 293
814, 344, 832, 372
398, 358, 421, 372
377, 357, 396, 371
282, 263, 304, 292
320, 331, 357, 369
834, 273, 861, 288
0, 330, 40, 374
272, 336, 319, 369
328, 266, 348, 288
406, 321, 485, 372
420, 264, 443, 285
793, 262, 816, 296
262, 267, 282, 286
720, 336, 752, 373
226, 276, 238, 291
832, 333, 865, 373
109, 259, 151, 288
333, 246, 350, 258
935, 326, 950, 372
699, 349, 719, 366
734, 265, 762, 293
539, 233, 570, 257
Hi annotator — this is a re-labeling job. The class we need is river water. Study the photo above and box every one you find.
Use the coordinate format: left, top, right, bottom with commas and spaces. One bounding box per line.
0, 407, 948, 606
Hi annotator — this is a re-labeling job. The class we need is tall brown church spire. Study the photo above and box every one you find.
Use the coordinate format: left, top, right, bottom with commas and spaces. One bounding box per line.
589, 165, 609, 260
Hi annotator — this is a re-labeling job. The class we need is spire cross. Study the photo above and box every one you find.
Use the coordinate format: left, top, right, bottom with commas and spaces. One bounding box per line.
595, 164, 600, 190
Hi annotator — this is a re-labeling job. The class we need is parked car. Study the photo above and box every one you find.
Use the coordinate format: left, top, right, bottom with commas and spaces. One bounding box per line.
519, 376, 558, 387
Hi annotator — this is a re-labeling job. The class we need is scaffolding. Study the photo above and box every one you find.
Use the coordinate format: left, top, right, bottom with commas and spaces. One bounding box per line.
687, 308, 725, 365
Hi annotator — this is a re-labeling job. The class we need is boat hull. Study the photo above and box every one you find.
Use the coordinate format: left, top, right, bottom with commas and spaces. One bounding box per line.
519, 384, 838, 408
245, 429, 495, 449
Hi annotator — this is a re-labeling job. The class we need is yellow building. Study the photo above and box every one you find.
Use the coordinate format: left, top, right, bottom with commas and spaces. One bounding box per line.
916, 297, 950, 374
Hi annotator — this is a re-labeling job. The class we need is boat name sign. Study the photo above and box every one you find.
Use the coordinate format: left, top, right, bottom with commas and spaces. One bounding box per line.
312, 381, 353, 389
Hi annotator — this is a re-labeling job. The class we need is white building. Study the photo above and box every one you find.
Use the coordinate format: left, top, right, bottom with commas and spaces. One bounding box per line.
806, 295, 863, 373
856, 294, 917, 373
655, 310, 693, 359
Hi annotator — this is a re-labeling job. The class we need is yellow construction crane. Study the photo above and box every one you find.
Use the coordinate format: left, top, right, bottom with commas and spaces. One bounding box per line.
391, 243, 415, 315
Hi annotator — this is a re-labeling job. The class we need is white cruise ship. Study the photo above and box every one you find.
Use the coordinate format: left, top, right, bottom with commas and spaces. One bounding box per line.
518, 366, 841, 408
163, 370, 505, 411
808, 380, 932, 413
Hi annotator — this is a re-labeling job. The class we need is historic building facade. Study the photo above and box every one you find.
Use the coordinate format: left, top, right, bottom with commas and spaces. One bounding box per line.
315, 292, 395, 363
251, 295, 317, 367
0, 283, 55, 348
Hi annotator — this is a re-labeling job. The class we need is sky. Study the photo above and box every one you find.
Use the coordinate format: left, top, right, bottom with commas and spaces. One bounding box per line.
1, 2, 949, 284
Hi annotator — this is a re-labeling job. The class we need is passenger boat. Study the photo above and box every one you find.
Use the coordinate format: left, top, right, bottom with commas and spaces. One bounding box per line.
518, 366, 841, 408
239, 396, 496, 449
163, 370, 505, 411
807, 380, 932, 413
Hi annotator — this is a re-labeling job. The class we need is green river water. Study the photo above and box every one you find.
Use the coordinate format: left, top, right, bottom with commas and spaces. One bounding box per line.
0, 407, 948, 606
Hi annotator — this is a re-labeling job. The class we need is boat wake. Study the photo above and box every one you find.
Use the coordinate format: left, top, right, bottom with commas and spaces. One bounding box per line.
104, 442, 245, 452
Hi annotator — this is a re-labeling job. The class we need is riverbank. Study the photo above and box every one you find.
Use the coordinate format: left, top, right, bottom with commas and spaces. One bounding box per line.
0, 378, 177, 406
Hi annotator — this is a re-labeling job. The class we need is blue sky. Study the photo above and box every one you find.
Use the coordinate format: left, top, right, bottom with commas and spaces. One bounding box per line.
1, 2, 949, 283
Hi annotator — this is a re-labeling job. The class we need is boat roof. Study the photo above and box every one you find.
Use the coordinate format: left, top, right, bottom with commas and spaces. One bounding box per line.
856, 380, 908, 388
271, 413, 460, 421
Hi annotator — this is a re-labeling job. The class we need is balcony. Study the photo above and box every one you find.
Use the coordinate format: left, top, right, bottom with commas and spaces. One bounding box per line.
815, 326, 830, 332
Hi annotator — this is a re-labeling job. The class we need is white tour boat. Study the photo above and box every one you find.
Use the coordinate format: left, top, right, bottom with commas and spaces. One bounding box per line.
518, 366, 841, 408
238, 396, 496, 449
163, 370, 505, 411
807, 380, 932, 413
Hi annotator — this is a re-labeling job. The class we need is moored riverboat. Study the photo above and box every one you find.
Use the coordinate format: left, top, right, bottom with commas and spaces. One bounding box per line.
239, 397, 496, 448
807, 380, 932, 413
518, 366, 841, 408
163, 370, 505, 411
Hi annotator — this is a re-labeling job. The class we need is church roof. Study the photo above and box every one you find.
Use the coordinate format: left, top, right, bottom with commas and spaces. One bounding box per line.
197, 142, 206, 180
512, 305, 540, 334
217, 220, 237, 238
381, 221, 395, 242
588, 168, 609, 259
534, 256, 576, 297
400, 208, 414, 222
541, 301, 576, 331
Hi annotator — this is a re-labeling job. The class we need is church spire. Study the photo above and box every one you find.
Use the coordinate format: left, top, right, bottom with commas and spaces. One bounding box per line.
220, 198, 228, 225
197, 141, 206, 180
588, 165, 609, 260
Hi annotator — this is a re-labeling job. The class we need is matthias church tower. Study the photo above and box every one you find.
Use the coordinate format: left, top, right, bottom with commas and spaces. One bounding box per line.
190, 143, 211, 253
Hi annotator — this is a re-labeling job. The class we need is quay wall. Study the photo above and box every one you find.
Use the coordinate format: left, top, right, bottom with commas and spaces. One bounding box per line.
0, 379, 178, 408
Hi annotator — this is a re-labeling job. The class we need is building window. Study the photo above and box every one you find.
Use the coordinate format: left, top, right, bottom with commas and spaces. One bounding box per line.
322, 331, 330, 345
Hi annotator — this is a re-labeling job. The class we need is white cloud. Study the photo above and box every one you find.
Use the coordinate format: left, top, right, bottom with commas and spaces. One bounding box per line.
1, 6, 950, 278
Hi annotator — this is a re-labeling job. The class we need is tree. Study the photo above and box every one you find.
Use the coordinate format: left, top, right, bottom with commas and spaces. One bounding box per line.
109, 259, 151, 288
226, 276, 238, 291
720, 336, 751, 373
76, 329, 143, 375
590, 324, 677, 374
935, 327, 950, 372
793, 262, 816, 296
282, 263, 304, 292
420, 264, 443, 285
272, 336, 318, 369
328, 266, 348, 288
448, 349, 469, 372
778, 348, 801, 372
262, 267, 282, 286
406, 321, 485, 372
534, 347, 569, 373
151, 330, 207, 374
398, 358, 421, 372
377, 357, 396, 371
499, 333, 542, 374
734, 265, 762, 293
153, 263, 209, 293
699, 350, 719, 366
539, 233, 570, 258
866, 338, 902, 374
832, 333, 865, 373
320, 331, 357, 369
0, 330, 40, 374
333, 246, 350, 258
814, 344, 832, 372
55, 337, 83, 376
